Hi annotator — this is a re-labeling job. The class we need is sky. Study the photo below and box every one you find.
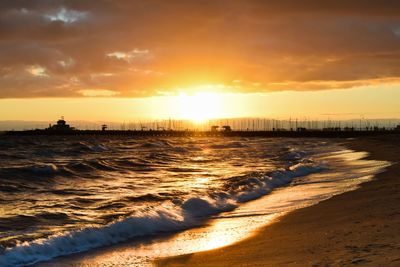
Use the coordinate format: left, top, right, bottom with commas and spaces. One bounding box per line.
1, 0, 400, 122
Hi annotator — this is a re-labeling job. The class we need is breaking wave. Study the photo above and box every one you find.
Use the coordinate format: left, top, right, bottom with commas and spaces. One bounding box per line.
0, 161, 325, 266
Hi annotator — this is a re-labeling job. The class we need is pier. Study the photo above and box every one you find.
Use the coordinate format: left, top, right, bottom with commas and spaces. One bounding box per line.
4, 117, 400, 138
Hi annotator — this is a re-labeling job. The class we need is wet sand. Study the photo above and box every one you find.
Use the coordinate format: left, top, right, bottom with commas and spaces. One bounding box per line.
157, 135, 400, 266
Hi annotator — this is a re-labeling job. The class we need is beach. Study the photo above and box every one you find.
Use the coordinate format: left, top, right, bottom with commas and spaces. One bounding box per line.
157, 135, 400, 266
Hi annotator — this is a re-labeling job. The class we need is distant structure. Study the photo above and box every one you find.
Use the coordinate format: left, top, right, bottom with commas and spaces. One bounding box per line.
211, 126, 219, 132
222, 125, 232, 132
210, 125, 232, 132
101, 124, 108, 131
47, 117, 75, 131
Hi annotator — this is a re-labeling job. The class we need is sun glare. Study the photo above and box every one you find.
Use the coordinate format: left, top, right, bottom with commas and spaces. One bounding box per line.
176, 92, 222, 123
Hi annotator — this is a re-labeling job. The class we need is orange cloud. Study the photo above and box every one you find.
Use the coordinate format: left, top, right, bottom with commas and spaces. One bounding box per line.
0, 1, 400, 98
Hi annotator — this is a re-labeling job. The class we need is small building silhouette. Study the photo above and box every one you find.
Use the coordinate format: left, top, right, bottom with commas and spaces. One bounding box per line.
47, 117, 75, 131
222, 125, 232, 132
101, 124, 108, 131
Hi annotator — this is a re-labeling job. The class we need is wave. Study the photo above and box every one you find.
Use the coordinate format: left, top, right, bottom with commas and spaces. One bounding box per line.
0, 164, 61, 179
0, 157, 158, 183
0, 163, 79, 182
0, 208, 187, 267
167, 167, 203, 173
86, 160, 118, 171
0, 185, 22, 193
140, 140, 174, 149
62, 142, 110, 155
209, 141, 247, 149
64, 158, 157, 174
25, 163, 59, 175
0, 161, 325, 266
231, 162, 326, 202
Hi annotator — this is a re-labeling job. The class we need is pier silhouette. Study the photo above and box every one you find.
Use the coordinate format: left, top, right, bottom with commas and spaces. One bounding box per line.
4, 117, 400, 138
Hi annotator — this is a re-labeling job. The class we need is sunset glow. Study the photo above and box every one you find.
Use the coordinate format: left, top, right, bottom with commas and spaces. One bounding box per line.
175, 92, 222, 122
0, 1, 399, 124
1, 2, 400, 267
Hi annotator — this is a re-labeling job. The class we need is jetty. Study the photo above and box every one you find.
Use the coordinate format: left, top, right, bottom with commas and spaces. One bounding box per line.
5, 117, 400, 138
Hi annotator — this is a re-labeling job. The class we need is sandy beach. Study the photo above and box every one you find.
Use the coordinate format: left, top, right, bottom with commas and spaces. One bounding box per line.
157, 135, 400, 266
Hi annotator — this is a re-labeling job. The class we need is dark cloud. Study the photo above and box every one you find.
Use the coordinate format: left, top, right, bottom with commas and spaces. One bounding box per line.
0, 0, 400, 98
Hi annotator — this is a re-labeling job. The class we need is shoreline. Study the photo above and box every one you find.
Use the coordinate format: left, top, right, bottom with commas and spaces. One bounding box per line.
156, 135, 400, 266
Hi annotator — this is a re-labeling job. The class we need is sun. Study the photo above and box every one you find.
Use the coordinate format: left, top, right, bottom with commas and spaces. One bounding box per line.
176, 92, 222, 123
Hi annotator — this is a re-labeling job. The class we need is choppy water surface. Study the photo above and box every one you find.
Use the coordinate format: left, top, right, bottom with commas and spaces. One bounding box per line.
0, 136, 388, 266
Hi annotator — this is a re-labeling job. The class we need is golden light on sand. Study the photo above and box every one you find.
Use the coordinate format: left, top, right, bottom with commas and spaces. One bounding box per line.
175, 92, 222, 123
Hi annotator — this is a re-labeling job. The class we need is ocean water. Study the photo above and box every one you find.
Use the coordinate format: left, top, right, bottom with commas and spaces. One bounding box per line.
0, 136, 388, 266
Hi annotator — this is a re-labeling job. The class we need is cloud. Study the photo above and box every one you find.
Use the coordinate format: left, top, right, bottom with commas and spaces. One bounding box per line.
0, 0, 400, 98
58, 58, 75, 69
78, 89, 120, 97
106, 49, 152, 63
26, 65, 48, 77
44, 7, 88, 24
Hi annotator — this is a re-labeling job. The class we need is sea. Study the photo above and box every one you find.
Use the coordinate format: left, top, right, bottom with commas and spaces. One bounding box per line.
0, 135, 389, 266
